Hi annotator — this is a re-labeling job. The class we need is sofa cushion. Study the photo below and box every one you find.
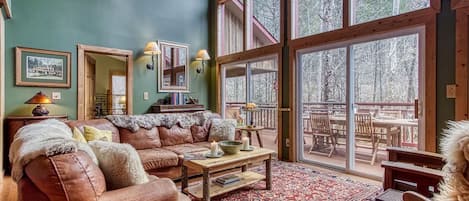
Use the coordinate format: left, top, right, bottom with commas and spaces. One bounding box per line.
163, 144, 209, 155
137, 148, 179, 170
119, 127, 162, 149
67, 119, 120, 143
158, 125, 193, 146
193, 141, 211, 149
191, 125, 209, 143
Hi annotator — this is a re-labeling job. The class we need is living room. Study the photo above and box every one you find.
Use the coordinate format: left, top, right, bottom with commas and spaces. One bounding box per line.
0, 0, 467, 201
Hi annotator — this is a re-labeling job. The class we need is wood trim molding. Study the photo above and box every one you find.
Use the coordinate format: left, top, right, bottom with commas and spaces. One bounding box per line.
452, 0, 469, 10
0, 0, 11, 19
455, 7, 469, 120
77, 44, 133, 120
425, 19, 437, 152
289, 8, 437, 50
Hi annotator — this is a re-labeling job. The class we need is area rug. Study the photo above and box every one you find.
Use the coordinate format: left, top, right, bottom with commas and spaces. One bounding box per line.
204, 161, 382, 201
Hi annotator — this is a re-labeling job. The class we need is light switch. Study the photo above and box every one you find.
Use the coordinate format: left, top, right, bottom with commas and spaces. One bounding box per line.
446, 84, 456, 99
143, 92, 149, 100
52, 92, 61, 100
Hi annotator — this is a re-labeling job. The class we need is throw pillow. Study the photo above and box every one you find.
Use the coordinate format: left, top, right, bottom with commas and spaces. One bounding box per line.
88, 141, 149, 190
208, 119, 236, 142
84, 126, 112, 142
72, 127, 87, 143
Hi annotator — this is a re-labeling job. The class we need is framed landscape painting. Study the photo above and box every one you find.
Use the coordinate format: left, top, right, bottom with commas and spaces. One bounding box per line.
16, 47, 71, 88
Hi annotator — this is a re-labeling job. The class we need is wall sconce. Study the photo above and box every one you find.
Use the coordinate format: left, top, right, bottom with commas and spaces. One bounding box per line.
144, 42, 161, 70
195, 49, 211, 74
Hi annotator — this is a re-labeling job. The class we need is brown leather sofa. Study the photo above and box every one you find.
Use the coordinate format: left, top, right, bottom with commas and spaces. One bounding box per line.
17, 112, 220, 201
66, 115, 217, 179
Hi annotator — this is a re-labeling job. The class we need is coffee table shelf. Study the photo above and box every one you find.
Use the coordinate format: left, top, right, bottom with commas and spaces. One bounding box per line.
184, 171, 265, 199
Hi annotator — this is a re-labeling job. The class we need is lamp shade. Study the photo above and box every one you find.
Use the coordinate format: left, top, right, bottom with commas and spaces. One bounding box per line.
144, 42, 161, 55
25, 91, 53, 104
195, 49, 211, 61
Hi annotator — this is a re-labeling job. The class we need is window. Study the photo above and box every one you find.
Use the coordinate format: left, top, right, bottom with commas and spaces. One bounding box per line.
351, 0, 430, 25
218, 0, 281, 56
218, 0, 244, 56
250, 0, 280, 49
292, 0, 343, 38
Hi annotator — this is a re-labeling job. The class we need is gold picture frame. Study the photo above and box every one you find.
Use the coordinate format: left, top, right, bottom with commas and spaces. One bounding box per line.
16, 46, 71, 88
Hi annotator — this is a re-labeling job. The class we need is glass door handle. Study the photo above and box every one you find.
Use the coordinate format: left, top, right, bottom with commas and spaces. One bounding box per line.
278, 108, 291, 112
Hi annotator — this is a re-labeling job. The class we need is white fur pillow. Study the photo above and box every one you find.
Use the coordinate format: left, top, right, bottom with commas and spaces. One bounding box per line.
88, 141, 149, 190
208, 119, 236, 141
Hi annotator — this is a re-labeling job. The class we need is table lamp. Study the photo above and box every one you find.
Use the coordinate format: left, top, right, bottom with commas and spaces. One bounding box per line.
25, 91, 53, 116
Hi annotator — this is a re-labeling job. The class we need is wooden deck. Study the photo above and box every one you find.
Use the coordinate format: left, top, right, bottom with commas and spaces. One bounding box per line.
252, 129, 385, 177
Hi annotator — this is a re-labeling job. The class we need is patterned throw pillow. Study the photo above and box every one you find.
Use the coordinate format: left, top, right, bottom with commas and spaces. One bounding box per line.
208, 119, 237, 142
83, 126, 113, 142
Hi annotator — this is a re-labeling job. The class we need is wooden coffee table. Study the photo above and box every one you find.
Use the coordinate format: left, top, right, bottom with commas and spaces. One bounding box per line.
181, 148, 274, 201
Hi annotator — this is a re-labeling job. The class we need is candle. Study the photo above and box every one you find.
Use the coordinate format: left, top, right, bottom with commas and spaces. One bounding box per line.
210, 141, 218, 156
242, 137, 250, 150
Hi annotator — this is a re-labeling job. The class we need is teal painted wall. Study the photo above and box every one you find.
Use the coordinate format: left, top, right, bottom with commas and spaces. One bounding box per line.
5, 0, 211, 119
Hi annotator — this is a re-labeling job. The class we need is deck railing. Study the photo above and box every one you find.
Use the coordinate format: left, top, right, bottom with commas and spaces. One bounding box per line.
226, 101, 418, 147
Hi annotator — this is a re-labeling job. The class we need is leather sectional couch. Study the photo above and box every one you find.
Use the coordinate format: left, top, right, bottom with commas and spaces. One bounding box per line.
16, 112, 222, 201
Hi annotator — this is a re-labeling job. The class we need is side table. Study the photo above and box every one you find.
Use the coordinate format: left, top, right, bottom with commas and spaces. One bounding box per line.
236, 126, 265, 148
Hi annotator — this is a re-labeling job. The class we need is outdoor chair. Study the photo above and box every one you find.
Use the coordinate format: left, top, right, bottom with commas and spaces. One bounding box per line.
354, 113, 381, 165
309, 112, 337, 157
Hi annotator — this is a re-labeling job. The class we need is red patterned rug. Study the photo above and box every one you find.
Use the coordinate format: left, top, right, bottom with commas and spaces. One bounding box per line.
198, 161, 382, 201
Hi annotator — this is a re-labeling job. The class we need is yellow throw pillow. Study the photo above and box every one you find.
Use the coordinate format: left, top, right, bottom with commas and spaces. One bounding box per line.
72, 127, 87, 143
84, 126, 113, 142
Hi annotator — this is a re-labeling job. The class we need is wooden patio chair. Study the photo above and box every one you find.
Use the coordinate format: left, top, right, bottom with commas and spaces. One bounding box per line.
309, 112, 337, 157
354, 113, 381, 165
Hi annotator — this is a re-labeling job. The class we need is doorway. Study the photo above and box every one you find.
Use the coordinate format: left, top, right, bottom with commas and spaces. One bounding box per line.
77, 44, 133, 120
296, 27, 425, 179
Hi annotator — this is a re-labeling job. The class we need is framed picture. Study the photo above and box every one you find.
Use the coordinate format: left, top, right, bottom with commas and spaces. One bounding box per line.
16, 46, 71, 88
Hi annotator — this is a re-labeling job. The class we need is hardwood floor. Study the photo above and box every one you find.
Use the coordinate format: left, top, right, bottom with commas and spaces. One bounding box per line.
2, 176, 17, 201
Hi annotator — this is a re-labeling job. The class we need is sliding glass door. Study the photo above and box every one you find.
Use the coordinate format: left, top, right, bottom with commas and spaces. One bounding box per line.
297, 28, 423, 178
221, 56, 279, 154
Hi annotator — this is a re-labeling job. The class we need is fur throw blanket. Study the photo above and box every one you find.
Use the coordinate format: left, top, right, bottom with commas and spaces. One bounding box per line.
9, 119, 97, 182
435, 121, 469, 200
106, 111, 220, 132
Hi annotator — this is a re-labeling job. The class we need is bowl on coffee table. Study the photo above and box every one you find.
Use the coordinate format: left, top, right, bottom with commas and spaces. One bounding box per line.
218, 141, 242, 155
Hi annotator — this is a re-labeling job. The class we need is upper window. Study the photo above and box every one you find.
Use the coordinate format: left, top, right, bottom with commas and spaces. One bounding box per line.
219, 0, 244, 56
350, 0, 430, 25
218, 0, 281, 56
292, 0, 343, 39
250, 0, 280, 49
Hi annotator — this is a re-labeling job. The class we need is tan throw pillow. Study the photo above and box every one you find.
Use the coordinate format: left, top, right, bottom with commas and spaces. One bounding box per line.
84, 126, 112, 142
88, 141, 149, 190
72, 127, 87, 143
208, 119, 236, 142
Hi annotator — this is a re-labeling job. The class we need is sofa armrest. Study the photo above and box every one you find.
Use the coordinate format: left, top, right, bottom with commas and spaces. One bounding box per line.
98, 178, 180, 201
